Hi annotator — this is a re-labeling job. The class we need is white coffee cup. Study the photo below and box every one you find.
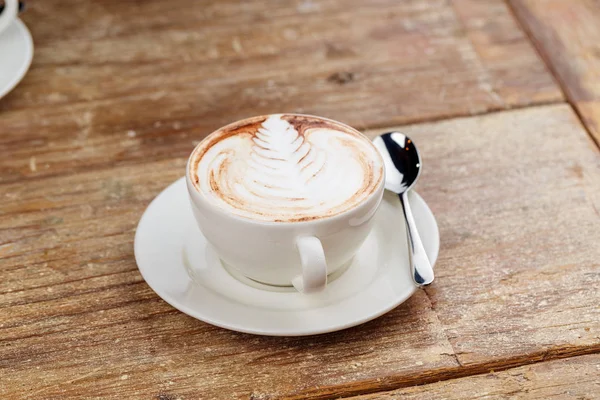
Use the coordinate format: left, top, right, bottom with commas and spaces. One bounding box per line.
185, 115, 385, 293
0, 0, 18, 35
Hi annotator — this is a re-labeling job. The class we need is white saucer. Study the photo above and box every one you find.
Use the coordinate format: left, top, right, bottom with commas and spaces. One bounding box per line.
0, 19, 33, 99
135, 178, 439, 336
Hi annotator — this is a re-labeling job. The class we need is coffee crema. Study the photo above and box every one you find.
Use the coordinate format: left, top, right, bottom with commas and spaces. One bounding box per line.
189, 114, 384, 222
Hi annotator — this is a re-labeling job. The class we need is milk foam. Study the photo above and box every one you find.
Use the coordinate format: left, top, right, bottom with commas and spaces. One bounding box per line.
190, 114, 383, 222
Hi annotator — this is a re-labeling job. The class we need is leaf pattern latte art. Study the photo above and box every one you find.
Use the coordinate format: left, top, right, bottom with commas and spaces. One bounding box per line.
191, 114, 383, 222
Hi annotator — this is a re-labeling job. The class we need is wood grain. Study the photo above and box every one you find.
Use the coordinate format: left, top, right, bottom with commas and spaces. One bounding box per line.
0, 161, 457, 399
0, 0, 561, 185
2, 105, 599, 398
350, 354, 600, 399
375, 104, 600, 368
510, 0, 600, 145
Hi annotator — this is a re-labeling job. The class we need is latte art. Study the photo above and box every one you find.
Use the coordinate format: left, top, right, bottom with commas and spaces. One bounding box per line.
189, 114, 384, 222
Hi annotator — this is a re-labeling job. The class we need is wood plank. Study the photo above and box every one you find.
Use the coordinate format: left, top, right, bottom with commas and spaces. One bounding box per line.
0, 0, 561, 184
2, 105, 599, 398
451, 0, 561, 106
0, 161, 458, 398
349, 354, 600, 399
374, 104, 600, 368
510, 0, 600, 145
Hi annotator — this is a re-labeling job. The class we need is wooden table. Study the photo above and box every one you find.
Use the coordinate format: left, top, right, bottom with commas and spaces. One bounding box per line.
1, 1, 599, 398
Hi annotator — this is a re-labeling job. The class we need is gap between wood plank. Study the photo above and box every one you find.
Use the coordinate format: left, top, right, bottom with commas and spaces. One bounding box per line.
505, 0, 600, 150
353, 98, 565, 131
0, 99, 567, 189
288, 343, 600, 400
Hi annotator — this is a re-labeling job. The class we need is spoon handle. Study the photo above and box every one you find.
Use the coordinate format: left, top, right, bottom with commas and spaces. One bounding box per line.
399, 191, 434, 286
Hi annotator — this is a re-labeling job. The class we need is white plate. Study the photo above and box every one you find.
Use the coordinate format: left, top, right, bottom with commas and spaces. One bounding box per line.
0, 18, 33, 99
135, 177, 439, 336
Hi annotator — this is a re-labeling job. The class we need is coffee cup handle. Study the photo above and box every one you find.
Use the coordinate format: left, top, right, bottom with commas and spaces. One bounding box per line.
293, 236, 327, 293
0, 0, 18, 35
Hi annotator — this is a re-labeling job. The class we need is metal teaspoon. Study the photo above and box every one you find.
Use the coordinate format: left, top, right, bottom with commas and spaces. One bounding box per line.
373, 132, 434, 286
